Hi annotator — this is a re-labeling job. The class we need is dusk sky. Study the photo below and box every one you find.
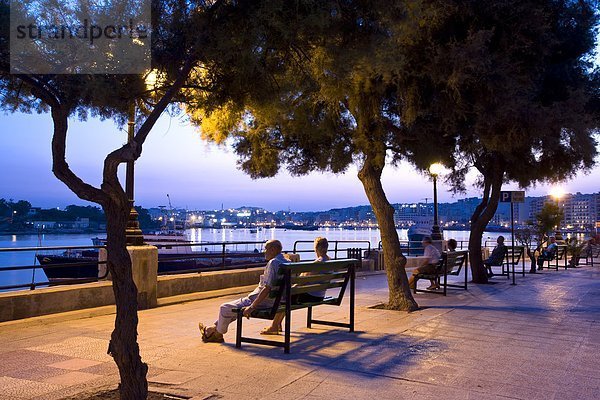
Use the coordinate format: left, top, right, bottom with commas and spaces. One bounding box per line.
1, 111, 599, 212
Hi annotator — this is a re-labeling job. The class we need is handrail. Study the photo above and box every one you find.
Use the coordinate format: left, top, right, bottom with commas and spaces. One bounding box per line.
292, 240, 371, 259
0, 240, 270, 292
0, 243, 108, 291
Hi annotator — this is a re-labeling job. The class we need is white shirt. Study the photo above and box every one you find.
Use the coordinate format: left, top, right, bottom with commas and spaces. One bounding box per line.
248, 253, 287, 307
424, 244, 441, 265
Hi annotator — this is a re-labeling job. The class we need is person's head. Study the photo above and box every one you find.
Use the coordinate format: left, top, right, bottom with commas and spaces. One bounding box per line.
447, 239, 457, 251
497, 236, 505, 245
314, 237, 328, 257
422, 236, 432, 247
549, 236, 556, 244
264, 240, 282, 260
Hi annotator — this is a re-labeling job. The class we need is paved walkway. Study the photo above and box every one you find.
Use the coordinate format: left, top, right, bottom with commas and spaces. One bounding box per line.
1, 263, 599, 400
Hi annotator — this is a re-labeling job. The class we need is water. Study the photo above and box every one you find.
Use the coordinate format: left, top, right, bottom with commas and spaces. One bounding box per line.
0, 228, 506, 290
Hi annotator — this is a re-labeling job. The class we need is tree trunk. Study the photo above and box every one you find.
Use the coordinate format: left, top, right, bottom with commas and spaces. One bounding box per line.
105, 201, 148, 400
358, 158, 418, 311
469, 163, 505, 284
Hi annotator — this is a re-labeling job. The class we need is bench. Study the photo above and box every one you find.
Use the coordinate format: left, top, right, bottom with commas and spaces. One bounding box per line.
234, 258, 357, 353
539, 245, 567, 271
581, 244, 600, 267
413, 250, 469, 296
501, 246, 526, 277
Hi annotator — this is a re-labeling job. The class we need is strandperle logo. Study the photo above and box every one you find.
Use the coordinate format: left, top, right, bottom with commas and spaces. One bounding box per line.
10, 0, 151, 74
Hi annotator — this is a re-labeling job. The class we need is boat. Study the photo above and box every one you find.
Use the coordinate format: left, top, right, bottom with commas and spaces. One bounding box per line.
406, 215, 442, 255
281, 223, 319, 231
37, 236, 266, 282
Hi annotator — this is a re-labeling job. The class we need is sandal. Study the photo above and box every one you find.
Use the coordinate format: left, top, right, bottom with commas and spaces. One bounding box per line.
260, 327, 281, 335
198, 322, 208, 340
198, 323, 224, 343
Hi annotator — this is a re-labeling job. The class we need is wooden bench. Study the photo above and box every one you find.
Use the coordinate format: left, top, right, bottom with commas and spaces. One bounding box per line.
501, 246, 526, 277
413, 250, 469, 296
581, 244, 600, 267
234, 258, 357, 353
539, 245, 567, 271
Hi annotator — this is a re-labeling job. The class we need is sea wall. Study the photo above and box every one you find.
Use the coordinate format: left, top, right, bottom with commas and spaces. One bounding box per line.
0, 267, 265, 323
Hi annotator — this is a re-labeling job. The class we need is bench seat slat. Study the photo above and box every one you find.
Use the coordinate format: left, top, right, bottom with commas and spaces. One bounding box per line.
290, 281, 344, 295
291, 271, 348, 285
279, 259, 357, 274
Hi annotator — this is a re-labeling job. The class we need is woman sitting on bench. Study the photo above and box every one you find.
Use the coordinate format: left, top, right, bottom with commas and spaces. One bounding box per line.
537, 236, 558, 270
484, 236, 506, 278
260, 236, 331, 335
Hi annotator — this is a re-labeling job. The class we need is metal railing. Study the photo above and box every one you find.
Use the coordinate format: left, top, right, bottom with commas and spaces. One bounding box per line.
0, 241, 272, 291
0, 244, 108, 291
151, 240, 269, 275
378, 240, 469, 255
292, 240, 371, 260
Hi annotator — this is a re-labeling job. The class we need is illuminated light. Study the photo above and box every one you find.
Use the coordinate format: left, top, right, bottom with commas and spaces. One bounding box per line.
549, 186, 567, 200
429, 163, 444, 176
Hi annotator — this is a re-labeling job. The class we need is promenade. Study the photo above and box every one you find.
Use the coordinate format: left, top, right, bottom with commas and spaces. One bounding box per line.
1, 264, 599, 400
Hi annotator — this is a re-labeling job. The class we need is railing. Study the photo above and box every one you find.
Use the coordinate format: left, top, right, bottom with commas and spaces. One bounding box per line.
0, 241, 272, 292
378, 240, 469, 255
0, 244, 108, 291
151, 240, 268, 275
292, 240, 371, 260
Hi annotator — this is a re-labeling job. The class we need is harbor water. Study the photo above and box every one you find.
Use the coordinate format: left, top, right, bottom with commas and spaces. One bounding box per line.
0, 228, 506, 290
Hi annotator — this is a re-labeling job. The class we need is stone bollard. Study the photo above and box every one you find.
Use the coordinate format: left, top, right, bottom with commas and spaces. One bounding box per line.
98, 245, 158, 309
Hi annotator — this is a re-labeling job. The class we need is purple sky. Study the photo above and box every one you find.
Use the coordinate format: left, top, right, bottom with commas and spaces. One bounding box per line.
0, 112, 598, 211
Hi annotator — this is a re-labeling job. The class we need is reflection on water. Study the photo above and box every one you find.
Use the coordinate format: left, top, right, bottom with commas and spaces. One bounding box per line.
0, 228, 512, 289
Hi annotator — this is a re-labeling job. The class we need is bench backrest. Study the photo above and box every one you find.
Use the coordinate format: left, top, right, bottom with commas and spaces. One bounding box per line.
555, 245, 567, 259
442, 250, 468, 275
504, 246, 524, 264
269, 258, 358, 316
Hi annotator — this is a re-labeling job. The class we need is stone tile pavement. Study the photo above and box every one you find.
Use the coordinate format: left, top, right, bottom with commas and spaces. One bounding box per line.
1, 263, 599, 400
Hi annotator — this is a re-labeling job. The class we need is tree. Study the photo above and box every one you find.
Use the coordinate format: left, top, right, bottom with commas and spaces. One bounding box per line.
186, 1, 459, 311
535, 202, 564, 242
0, 1, 228, 397
389, 0, 599, 283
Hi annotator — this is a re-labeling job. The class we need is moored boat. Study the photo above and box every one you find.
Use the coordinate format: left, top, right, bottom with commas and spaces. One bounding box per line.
37, 237, 266, 282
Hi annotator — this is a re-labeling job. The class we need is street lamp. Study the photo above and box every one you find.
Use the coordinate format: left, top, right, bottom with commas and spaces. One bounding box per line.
124, 70, 164, 245
124, 101, 145, 246
549, 186, 566, 241
429, 163, 444, 240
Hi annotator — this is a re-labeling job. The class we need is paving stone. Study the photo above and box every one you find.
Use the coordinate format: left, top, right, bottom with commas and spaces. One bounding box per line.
42, 371, 102, 386
148, 370, 202, 385
48, 359, 102, 371
2, 266, 600, 400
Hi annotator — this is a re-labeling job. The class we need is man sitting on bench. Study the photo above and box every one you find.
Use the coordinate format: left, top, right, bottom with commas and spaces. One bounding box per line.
484, 236, 506, 278
260, 236, 331, 335
537, 236, 558, 270
408, 236, 441, 291
198, 239, 287, 343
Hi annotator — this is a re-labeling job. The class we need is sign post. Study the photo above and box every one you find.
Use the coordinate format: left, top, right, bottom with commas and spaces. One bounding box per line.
500, 191, 525, 285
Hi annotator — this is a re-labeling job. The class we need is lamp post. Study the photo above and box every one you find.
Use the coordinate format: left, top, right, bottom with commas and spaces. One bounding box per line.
549, 186, 565, 242
429, 163, 444, 241
125, 101, 145, 246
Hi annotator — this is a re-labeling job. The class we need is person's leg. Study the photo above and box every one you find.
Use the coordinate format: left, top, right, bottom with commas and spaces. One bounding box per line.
410, 265, 431, 290
202, 297, 252, 341
483, 260, 494, 277
261, 312, 284, 335
408, 274, 417, 290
